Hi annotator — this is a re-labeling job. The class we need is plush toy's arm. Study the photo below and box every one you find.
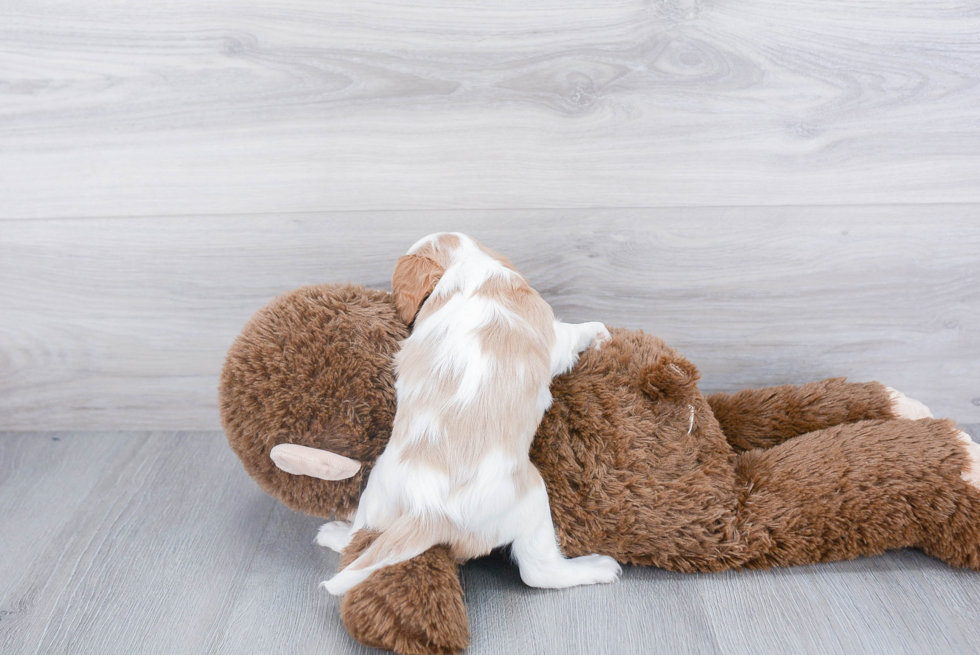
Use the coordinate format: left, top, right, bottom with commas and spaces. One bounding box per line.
339, 531, 470, 655
706, 378, 897, 452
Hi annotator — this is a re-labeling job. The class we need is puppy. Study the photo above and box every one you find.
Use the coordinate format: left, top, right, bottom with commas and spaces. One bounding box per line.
318, 233, 621, 594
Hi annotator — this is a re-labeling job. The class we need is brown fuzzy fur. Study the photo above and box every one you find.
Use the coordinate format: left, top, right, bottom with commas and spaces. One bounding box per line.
340, 531, 470, 655
707, 377, 897, 452
219, 283, 408, 520
219, 284, 980, 655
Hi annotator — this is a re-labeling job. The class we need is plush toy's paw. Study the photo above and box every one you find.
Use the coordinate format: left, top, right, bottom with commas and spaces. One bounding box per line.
521, 554, 622, 588
887, 387, 933, 420
316, 520, 354, 553
954, 429, 980, 491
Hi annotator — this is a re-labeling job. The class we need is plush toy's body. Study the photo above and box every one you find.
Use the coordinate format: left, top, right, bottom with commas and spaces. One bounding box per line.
220, 283, 980, 655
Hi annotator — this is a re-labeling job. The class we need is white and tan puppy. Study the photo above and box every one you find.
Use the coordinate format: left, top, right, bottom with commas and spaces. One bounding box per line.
318, 233, 621, 595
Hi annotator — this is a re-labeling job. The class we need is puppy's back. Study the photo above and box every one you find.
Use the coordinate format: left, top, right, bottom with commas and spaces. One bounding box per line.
392, 236, 556, 473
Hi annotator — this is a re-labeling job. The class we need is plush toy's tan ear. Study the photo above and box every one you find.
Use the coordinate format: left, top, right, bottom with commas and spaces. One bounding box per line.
392, 254, 445, 325
270, 444, 361, 480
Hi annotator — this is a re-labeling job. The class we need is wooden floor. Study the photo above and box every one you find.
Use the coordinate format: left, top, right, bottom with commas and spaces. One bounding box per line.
1, 428, 979, 655
3, 0, 980, 653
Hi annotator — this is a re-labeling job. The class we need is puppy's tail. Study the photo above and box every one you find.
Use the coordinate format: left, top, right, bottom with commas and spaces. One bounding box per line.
321, 515, 444, 596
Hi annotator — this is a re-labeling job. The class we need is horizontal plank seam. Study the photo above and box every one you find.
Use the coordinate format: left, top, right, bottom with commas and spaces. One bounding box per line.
2, 200, 979, 223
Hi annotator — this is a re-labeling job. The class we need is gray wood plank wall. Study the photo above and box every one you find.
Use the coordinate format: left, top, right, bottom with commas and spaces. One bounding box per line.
1, 1, 978, 429
3, 0, 980, 216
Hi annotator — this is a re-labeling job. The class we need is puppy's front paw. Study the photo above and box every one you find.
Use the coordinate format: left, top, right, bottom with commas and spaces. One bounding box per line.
887, 387, 933, 420
590, 324, 611, 350
316, 520, 353, 552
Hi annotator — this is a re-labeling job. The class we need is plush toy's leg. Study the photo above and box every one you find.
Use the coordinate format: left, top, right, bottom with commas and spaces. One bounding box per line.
510, 477, 622, 587
707, 378, 911, 452
734, 418, 980, 570
922, 429, 980, 568
339, 530, 470, 655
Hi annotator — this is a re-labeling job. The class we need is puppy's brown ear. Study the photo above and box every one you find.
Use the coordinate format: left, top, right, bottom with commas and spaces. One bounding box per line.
392, 254, 445, 325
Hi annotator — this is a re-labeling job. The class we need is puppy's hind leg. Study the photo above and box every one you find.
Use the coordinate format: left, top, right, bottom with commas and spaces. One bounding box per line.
510, 477, 621, 588
316, 500, 372, 552
316, 520, 354, 553
321, 515, 441, 596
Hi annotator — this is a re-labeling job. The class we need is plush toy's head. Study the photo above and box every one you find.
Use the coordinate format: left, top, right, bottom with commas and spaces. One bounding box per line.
219, 283, 407, 519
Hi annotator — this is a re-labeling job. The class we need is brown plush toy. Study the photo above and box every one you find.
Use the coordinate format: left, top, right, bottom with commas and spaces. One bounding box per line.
219, 283, 980, 655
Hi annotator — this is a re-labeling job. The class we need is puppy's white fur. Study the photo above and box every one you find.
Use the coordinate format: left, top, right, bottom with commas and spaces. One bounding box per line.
320, 233, 620, 595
